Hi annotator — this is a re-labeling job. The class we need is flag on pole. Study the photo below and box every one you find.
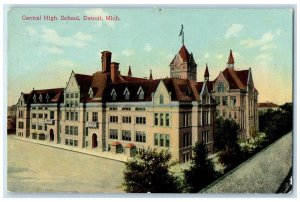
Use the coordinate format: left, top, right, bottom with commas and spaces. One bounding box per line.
179, 24, 184, 37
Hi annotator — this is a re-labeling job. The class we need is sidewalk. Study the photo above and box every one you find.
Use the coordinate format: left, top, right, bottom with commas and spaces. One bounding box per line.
10, 136, 128, 163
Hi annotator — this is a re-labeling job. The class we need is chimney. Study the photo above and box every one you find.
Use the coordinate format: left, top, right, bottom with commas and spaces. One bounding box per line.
111, 62, 119, 83
101, 51, 112, 72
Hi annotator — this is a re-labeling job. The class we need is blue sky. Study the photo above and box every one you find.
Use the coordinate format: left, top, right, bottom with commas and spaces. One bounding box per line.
7, 7, 293, 105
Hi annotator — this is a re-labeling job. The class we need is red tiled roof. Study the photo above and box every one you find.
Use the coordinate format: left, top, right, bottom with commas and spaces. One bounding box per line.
125, 143, 136, 148
111, 141, 121, 146
196, 81, 214, 94
74, 73, 93, 95
179, 45, 190, 62
222, 68, 249, 89
27, 88, 64, 104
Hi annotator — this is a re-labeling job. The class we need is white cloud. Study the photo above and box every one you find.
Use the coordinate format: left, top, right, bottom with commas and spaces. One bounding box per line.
260, 43, 276, 51
41, 27, 93, 48
41, 46, 64, 54
240, 31, 276, 48
225, 24, 244, 39
122, 49, 134, 56
204, 53, 210, 59
255, 53, 273, 61
26, 26, 37, 36
84, 9, 115, 29
144, 43, 152, 52
215, 54, 224, 59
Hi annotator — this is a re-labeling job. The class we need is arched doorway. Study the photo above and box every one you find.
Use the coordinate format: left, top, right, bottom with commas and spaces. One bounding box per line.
50, 129, 54, 141
92, 133, 98, 148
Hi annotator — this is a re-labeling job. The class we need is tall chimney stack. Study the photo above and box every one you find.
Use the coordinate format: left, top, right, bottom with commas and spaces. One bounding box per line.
111, 62, 119, 83
101, 51, 112, 72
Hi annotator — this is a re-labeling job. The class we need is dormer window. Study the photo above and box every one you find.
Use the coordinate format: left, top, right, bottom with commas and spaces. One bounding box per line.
33, 94, 36, 103
111, 89, 117, 101
123, 87, 130, 100
46, 93, 49, 102
39, 94, 43, 102
137, 86, 144, 100
89, 88, 93, 98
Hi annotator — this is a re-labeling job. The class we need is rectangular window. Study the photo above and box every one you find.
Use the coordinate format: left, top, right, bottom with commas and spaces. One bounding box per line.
136, 117, 146, 124
202, 111, 209, 125
70, 139, 73, 146
74, 127, 78, 136
222, 96, 228, 106
66, 93, 69, 98
122, 116, 131, 123
44, 124, 47, 131
75, 112, 79, 121
230, 96, 237, 106
70, 93, 74, 98
92, 112, 98, 122
66, 112, 69, 120
109, 107, 117, 111
159, 95, 164, 104
65, 126, 69, 135
215, 96, 220, 105
135, 107, 145, 111
65, 139, 69, 145
202, 131, 209, 144
110, 116, 118, 123
160, 134, 164, 146
109, 129, 118, 139
18, 122, 24, 129
154, 133, 159, 146
85, 127, 88, 136
38, 123, 43, 130
154, 113, 158, 125
70, 126, 74, 135
86, 112, 89, 121
75, 93, 79, 98
38, 113, 43, 119
74, 140, 78, 147
165, 134, 170, 147
122, 107, 131, 111
160, 113, 164, 126
135, 131, 146, 143
122, 130, 131, 141
183, 133, 191, 147
183, 113, 190, 127
44, 113, 48, 119
50, 111, 55, 119
71, 112, 74, 121
32, 123, 36, 129
32, 113, 36, 118
165, 113, 170, 126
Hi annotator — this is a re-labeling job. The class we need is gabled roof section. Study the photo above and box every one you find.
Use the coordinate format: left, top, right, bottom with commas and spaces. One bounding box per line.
74, 73, 93, 95
170, 45, 192, 65
222, 68, 250, 89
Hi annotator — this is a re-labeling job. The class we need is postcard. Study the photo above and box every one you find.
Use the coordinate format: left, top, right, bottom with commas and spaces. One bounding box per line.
6, 6, 293, 194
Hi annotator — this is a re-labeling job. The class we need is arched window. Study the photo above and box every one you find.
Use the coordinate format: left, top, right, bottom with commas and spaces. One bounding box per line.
217, 82, 225, 92
111, 89, 117, 101
137, 86, 144, 100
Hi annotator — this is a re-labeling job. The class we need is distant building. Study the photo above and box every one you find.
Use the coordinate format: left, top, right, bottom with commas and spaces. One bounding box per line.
7, 105, 17, 134
16, 47, 216, 163
258, 102, 279, 111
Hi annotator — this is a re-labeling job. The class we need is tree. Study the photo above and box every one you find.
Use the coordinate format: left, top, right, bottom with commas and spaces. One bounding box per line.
214, 117, 240, 152
123, 148, 182, 193
184, 142, 219, 192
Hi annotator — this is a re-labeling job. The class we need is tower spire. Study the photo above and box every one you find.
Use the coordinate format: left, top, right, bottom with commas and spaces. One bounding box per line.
227, 49, 235, 68
179, 24, 184, 45
204, 63, 210, 82
149, 69, 153, 80
127, 65, 132, 77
